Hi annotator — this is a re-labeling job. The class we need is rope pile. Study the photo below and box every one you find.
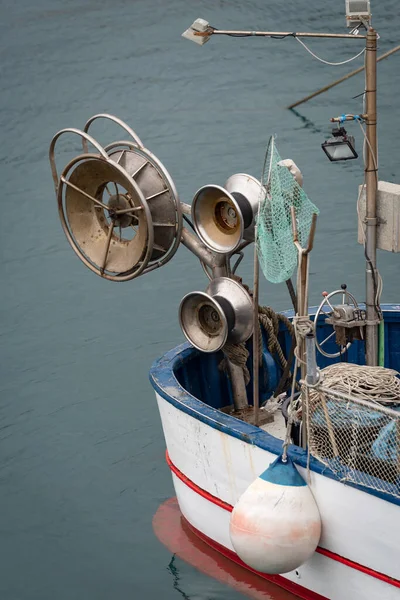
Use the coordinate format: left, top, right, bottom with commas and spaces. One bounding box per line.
309, 363, 400, 405
305, 363, 400, 498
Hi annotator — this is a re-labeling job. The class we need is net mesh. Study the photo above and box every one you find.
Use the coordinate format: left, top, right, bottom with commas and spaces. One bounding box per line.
256, 139, 319, 284
306, 364, 400, 499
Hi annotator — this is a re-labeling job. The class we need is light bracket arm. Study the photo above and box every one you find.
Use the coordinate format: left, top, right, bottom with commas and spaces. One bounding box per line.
181, 228, 226, 269
330, 113, 367, 123
194, 29, 367, 40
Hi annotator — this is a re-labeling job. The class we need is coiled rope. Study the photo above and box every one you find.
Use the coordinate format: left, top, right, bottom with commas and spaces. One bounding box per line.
220, 279, 296, 391
308, 363, 400, 406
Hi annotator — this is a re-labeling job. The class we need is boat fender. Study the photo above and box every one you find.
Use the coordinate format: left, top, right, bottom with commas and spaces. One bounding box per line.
229, 454, 321, 574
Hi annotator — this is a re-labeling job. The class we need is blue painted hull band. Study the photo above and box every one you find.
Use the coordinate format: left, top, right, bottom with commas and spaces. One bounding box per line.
150, 304, 400, 507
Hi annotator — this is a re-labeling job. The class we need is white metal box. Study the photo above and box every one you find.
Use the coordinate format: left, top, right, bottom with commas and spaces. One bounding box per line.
358, 181, 400, 252
345, 0, 371, 28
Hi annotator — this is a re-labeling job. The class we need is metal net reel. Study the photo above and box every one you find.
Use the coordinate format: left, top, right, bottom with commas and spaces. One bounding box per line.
106, 142, 181, 267
49, 117, 182, 282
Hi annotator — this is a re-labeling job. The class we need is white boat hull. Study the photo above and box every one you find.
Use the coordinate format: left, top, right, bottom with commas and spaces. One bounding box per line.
156, 392, 400, 600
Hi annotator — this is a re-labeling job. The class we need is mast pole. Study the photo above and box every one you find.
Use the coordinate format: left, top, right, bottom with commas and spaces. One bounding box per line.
364, 28, 379, 366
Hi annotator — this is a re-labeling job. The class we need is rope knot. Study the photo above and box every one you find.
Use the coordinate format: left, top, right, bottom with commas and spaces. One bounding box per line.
293, 315, 314, 338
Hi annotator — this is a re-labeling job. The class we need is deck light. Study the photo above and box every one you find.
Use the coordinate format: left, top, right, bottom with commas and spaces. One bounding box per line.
182, 18, 213, 45
321, 127, 358, 161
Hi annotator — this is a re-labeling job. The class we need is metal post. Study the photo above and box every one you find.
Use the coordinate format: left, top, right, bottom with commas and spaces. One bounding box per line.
299, 256, 308, 382
181, 227, 225, 268
227, 362, 249, 411
291, 209, 317, 449
210, 265, 249, 412
364, 28, 379, 366
211, 264, 229, 278
180, 227, 249, 409
305, 333, 318, 385
252, 247, 260, 426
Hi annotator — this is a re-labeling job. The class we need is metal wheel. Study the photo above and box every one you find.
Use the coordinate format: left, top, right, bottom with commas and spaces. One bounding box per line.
57, 153, 154, 281
314, 289, 359, 359
50, 126, 182, 281
104, 141, 182, 270
82, 113, 144, 150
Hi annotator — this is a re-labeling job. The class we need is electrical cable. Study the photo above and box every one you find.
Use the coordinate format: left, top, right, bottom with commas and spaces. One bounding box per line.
356, 85, 382, 315
296, 37, 365, 66
182, 213, 195, 232
355, 116, 382, 318
271, 33, 296, 39
223, 30, 295, 39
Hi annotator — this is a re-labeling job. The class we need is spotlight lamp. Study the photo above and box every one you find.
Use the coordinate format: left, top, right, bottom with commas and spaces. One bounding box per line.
182, 18, 213, 45
321, 127, 358, 162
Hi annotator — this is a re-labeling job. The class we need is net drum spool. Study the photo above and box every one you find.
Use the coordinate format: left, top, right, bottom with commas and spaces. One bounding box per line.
49, 121, 182, 281
106, 142, 181, 265
57, 152, 154, 281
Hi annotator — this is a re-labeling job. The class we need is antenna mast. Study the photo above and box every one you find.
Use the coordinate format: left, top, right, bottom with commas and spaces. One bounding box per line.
364, 28, 379, 365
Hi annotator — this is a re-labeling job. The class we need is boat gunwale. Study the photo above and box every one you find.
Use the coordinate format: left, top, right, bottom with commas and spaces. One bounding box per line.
149, 304, 400, 507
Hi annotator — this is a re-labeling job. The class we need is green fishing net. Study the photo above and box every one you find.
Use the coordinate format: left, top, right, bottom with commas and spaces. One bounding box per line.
256, 138, 319, 284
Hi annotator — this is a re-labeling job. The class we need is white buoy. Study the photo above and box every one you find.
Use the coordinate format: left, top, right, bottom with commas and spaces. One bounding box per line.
229, 455, 321, 574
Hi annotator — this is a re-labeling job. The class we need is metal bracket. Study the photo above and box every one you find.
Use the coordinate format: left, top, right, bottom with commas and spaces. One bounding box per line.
365, 318, 381, 326
363, 216, 386, 226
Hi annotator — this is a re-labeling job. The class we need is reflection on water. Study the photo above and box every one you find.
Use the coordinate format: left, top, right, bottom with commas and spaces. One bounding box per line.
288, 109, 323, 134
153, 497, 298, 600
168, 556, 192, 600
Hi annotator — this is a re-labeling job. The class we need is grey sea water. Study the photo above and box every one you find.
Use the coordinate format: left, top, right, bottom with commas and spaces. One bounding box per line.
0, 0, 399, 598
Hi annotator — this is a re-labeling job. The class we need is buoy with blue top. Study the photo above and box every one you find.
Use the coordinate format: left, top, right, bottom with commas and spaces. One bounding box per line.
229, 454, 321, 574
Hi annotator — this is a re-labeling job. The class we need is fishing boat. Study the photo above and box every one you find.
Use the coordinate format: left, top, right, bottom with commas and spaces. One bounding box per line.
49, 3, 400, 599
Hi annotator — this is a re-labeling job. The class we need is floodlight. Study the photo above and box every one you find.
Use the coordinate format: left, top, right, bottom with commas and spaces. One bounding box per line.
182, 18, 213, 45
322, 127, 358, 161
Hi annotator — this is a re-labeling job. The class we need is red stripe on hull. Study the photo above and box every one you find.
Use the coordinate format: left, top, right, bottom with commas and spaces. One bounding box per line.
166, 448, 233, 512
187, 518, 329, 600
166, 450, 400, 591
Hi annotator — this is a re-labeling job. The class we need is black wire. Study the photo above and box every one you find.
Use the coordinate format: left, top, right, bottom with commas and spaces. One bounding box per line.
271, 32, 296, 39
364, 245, 382, 319
182, 213, 196, 232
285, 278, 297, 313
224, 32, 296, 39
359, 135, 381, 319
